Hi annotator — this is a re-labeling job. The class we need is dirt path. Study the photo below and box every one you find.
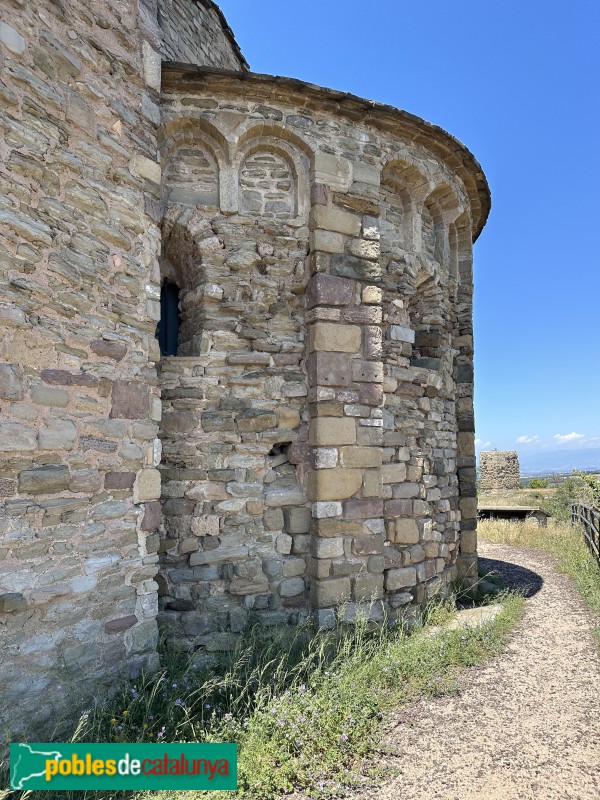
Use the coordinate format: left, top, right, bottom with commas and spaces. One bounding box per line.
343, 541, 600, 800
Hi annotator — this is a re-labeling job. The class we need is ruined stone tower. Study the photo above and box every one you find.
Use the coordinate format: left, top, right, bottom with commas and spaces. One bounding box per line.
0, 0, 490, 738
480, 451, 520, 494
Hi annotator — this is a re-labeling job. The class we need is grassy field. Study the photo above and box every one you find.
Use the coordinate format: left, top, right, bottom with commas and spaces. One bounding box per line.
1, 593, 523, 800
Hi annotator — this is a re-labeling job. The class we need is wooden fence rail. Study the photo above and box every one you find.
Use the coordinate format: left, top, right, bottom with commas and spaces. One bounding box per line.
571, 503, 600, 566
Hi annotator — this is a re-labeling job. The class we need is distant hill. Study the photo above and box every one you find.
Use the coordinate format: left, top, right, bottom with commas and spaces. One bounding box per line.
518, 448, 600, 476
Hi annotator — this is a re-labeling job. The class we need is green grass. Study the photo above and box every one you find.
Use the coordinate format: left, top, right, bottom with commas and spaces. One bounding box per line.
479, 518, 600, 641
1, 593, 523, 800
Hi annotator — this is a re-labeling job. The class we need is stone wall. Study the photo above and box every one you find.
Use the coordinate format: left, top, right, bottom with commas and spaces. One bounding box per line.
0, 0, 489, 739
479, 451, 520, 494
158, 0, 247, 70
0, 0, 239, 742
156, 66, 489, 645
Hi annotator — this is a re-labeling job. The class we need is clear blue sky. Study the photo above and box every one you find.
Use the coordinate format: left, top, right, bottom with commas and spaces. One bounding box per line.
219, 0, 600, 458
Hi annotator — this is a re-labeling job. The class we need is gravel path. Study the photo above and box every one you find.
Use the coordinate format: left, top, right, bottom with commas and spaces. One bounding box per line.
339, 540, 600, 800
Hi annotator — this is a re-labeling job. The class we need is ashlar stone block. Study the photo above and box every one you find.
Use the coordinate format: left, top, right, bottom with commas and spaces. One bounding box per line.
306, 274, 355, 308
351, 360, 383, 383
310, 204, 360, 236
312, 537, 344, 559
309, 323, 361, 353
382, 463, 407, 484
307, 352, 351, 387
312, 501, 342, 519
310, 576, 351, 608
308, 468, 363, 501
340, 446, 382, 468
312, 447, 338, 469
309, 417, 355, 446
133, 469, 161, 503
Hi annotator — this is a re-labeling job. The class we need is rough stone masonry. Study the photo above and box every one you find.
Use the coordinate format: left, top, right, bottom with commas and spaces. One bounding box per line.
0, 0, 490, 739
479, 451, 521, 494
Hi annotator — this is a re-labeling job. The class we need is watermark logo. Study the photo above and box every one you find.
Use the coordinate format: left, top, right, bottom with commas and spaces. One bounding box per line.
10, 743, 237, 790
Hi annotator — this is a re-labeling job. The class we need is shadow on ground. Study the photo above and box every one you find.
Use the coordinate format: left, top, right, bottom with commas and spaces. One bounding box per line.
479, 556, 544, 598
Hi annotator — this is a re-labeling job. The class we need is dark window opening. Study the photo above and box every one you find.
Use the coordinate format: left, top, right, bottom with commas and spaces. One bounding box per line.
157, 280, 180, 356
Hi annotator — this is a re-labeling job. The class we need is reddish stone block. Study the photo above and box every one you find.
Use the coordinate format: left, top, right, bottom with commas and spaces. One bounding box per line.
41, 369, 72, 385
384, 499, 413, 518
306, 274, 354, 309
141, 500, 162, 531
344, 498, 383, 519
307, 352, 351, 387
351, 360, 383, 383
357, 382, 384, 406
71, 373, 99, 387
352, 534, 385, 555
110, 380, 149, 419
342, 306, 383, 324
396, 382, 425, 398
104, 471, 135, 490
311, 183, 328, 206
41, 369, 99, 387
287, 441, 310, 464
91, 339, 127, 361
105, 615, 137, 634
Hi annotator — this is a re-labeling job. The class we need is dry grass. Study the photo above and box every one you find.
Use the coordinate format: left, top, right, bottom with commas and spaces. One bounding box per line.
478, 488, 556, 508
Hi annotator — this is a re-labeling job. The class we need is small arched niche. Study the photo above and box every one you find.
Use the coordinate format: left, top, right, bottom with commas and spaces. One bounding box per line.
420, 184, 461, 268
239, 146, 297, 219
234, 124, 311, 220
160, 118, 228, 210
380, 161, 429, 263
163, 143, 219, 208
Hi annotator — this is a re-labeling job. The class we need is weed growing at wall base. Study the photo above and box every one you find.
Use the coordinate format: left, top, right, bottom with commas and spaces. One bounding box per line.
0, 595, 523, 800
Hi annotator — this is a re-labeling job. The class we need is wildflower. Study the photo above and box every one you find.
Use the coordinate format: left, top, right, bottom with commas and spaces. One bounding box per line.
122, 710, 129, 715
130, 688, 139, 700
117, 726, 123, 732
172, 683, 178, 689
174, 698, 185, 707
157, 726, 166, 740
111, 718, 117, 724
